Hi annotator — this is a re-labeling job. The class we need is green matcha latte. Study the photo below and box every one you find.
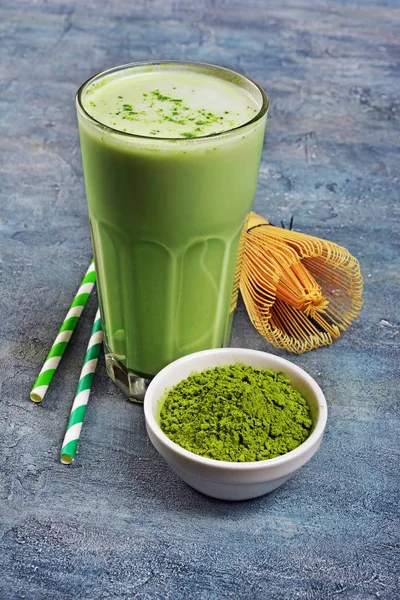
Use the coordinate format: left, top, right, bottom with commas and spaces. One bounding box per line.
77, 62, 268, 395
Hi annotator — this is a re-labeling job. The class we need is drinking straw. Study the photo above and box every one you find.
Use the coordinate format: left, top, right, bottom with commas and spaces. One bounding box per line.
30, 261, 96, 403
60, 309, 103, 464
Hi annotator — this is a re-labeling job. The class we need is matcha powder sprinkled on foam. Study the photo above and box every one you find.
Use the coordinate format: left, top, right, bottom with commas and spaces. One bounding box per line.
159, 363, 313, 462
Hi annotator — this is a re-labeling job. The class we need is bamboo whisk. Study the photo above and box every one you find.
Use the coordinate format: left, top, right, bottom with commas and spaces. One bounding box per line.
240, 212, 364, 353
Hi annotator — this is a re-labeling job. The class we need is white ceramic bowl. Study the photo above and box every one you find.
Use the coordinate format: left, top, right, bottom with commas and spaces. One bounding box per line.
144, 348, 327, 501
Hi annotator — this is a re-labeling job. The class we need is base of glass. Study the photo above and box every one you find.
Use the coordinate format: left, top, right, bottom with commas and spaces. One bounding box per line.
105, 353, 152, 403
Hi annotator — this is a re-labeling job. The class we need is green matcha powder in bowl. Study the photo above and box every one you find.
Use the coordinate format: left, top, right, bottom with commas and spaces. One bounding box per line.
144, 349, 327, 501
159, 363, 313, 462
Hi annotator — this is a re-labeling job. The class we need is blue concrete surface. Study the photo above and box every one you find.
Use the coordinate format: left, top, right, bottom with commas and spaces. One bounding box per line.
1, 1, 399, 598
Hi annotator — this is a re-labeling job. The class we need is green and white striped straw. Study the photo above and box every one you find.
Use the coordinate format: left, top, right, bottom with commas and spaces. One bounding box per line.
30, 261, 96, 403
60, 309, 103, 464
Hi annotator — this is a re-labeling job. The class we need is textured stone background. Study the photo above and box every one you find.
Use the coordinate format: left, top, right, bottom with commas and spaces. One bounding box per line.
1, 1, 399, 598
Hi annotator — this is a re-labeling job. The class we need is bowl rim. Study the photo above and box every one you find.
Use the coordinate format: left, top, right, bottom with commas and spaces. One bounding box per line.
144, 348, 328, 471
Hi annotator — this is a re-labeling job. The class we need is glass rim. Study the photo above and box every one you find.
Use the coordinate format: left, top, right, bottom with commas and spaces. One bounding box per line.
76, 60, 269, 142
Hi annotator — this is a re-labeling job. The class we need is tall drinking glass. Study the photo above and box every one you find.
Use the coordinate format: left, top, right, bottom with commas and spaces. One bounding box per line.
76, 61, 268, 401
